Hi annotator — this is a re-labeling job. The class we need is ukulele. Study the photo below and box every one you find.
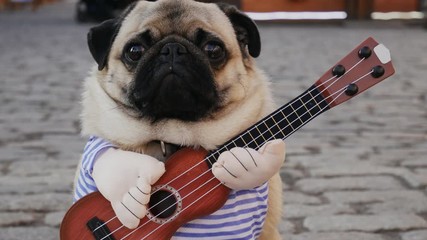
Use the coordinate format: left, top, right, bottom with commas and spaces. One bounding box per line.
60, 37, 395, 240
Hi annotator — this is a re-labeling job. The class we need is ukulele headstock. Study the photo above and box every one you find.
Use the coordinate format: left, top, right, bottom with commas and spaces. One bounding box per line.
315, 37, 395, 108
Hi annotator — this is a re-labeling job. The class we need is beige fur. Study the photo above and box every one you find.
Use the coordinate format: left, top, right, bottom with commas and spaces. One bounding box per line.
79, 0, 284, 238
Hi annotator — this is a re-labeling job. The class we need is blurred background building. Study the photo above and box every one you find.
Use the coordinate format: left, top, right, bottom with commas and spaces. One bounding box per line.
1, 0, 426, 26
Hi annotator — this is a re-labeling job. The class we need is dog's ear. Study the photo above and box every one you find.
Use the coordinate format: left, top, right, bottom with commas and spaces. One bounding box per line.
87, 19, 121, 71
216, 3, 261, 58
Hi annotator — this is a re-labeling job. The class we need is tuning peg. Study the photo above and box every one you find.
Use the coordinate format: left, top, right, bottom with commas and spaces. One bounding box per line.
371, 66, 385, 78
345, 83, 359, 96
332, 64, 346, 77
358, 46, 372, 59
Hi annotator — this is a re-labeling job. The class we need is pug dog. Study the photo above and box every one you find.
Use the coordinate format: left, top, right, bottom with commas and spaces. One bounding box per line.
74, 0, 286, 239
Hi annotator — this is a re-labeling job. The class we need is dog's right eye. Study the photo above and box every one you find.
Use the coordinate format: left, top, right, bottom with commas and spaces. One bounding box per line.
125, 44, 145, 62
203, 42, 225, 61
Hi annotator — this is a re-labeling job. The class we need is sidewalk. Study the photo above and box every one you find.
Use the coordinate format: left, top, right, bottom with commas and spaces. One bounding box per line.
0, 1, 426, 239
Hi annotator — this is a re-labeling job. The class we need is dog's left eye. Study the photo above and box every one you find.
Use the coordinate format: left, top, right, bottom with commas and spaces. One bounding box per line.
203, 42, 225, 60
125, 44, 145, 62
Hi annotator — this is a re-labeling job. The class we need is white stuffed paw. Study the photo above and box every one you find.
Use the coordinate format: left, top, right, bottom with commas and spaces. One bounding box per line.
111, 176, 153, 229
92, 148, 165, 229
212, 139, 285, 190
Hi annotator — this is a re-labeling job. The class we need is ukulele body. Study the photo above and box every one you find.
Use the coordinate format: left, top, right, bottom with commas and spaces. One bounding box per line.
60, 147, 230, 240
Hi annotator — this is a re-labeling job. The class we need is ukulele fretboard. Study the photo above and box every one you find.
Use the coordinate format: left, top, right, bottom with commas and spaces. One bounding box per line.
207, 85, 330, 164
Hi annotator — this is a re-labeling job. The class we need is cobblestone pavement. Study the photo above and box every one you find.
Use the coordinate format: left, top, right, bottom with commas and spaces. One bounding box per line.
1, 1, 427, 240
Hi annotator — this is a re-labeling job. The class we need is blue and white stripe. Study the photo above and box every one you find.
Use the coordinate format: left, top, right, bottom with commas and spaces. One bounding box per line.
73, 136, 115, 202
174, 184, 268, 239
74, 136, 269, 239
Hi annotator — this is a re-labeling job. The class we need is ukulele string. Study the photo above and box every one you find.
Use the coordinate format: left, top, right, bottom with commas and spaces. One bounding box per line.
94, 57, 367, 238
134, 70, 373, 240
122, 68, 375, 240
103, 225, 125, 240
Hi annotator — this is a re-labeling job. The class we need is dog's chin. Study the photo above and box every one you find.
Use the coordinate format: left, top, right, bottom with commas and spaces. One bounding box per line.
133, 100, 218, 123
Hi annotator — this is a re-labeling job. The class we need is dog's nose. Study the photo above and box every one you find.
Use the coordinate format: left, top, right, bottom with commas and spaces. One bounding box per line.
160, 43, 188, 62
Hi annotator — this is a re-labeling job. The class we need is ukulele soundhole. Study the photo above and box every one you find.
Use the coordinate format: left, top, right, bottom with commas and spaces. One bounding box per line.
147, 185, 182, 224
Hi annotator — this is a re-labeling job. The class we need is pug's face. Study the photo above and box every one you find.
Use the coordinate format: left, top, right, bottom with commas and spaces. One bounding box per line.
88, 0, 260, 122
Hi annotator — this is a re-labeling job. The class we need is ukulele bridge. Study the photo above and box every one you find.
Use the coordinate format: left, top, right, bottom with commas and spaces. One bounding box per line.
147, 185, 183, 224
86, 217, 115, 240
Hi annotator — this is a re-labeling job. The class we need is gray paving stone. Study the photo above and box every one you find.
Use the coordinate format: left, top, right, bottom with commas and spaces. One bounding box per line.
281, 169, 305, 180
413, 169, 427, 187
309, 164, 422, 187
367, 199, 427, 214
284, 204, 355, 219
286, 156, 363, 168
283, 191, 322, 204
401, 230, 427, 240
0, 226, 58, 240
0, 175, 74, 194
279, 220, 296, 234
304, 214, 427, 232
44, 211, 66, 227
0, 146, 47, 162
11, 121, 78, 135
402, 159, 427, 167
41, 135, 85, 151
0, 185, 73, 195
0, 193, 72, 212
324, 190, 427, 205
8, 160, 77, 176
295, 176, 404, 194
289, 232, 387, 240
0, 212, 36, 226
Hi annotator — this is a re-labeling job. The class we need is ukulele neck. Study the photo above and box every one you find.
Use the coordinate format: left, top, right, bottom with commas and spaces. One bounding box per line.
207, 85, 330, 164
207, 37, 395, 165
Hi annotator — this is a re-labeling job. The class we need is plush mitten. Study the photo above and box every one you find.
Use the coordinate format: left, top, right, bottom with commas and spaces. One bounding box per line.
92, 148, 165, 229
212, 139, 285, 190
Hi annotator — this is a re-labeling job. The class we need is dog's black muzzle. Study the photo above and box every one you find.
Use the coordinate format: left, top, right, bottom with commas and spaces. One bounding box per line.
130, 38, 219, 122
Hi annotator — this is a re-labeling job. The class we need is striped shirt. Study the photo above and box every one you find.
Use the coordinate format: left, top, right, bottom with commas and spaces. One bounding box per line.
74, 136, 269, 239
